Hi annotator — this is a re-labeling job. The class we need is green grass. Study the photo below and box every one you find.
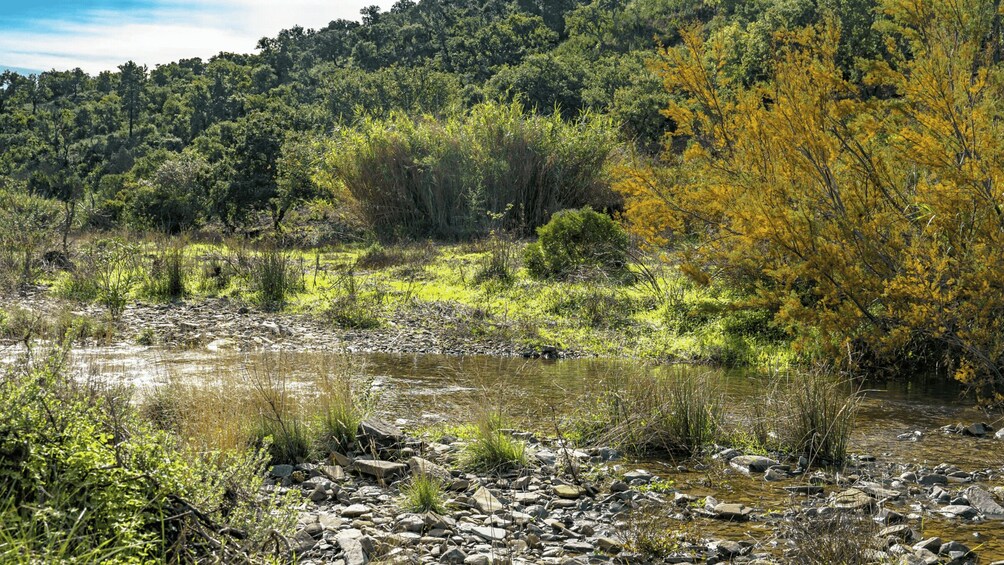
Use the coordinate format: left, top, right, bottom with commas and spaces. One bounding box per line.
39, 237, 800, 370
400, 475, 446, 514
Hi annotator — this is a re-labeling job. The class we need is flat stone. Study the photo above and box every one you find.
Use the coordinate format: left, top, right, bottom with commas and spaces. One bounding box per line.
563, 540, 594, 553
469, 525, 507, 542
271, 464, 294, 478
318, 512, 342, 531
319, 465, 345, 481
729, 455, 778, 475
712, 503, 751, 521
918, 474, 948, 486
963, 486, 1004, 517
341, 504, 370, 518
353, 459, 408, 479
963, 422, 993, 436
291, 529, 316, 554
553, 484, 586, 499
939, 505, 978, 519
713, 540, 744, 558
472, 486, 503, 514
464, 555, 492, 565
407, 456, 452, 482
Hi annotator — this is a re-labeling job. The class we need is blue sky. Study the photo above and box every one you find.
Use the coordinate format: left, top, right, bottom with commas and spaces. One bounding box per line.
0, 0, 396, 75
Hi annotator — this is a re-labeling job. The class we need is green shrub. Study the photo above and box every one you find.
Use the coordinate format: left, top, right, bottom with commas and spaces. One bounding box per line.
0, 188, 62, 289
544, 286, 636, 329
524, 207, 629, 280
0, 349, 296, 562
325, 102, 618, 240
400, 475, 446, 514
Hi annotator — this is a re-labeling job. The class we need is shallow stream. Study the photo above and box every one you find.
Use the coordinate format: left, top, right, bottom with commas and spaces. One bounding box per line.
7, 345, 1004, 558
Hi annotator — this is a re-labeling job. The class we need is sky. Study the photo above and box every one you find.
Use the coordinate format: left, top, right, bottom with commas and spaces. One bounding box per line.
0, 0, 396, 75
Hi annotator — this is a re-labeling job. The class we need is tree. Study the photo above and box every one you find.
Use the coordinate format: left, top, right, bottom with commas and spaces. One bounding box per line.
117, 61, 147, 138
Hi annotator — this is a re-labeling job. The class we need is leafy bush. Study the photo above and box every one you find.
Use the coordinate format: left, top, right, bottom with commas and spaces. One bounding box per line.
0, 188, 62, 289
524, 207, 629, 280
0, 349, 295, 562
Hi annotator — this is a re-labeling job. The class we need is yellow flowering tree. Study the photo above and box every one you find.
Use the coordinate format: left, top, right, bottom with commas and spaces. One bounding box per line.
618, 0, 1004, 403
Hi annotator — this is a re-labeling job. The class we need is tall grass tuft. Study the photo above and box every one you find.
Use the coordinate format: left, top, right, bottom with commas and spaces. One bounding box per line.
748, 369, 861, 464
574, 370, 723, 456
251, 248, 302, 310
400, 475, 446, 514
142, 241, 187, 300
243, 355, 312, 464
462, 410, 527, 473
314, 361, 369, 455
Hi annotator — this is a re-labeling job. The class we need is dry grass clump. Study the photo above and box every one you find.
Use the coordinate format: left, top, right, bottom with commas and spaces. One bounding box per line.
574, 370, 723, 457
747, 369, 861, 464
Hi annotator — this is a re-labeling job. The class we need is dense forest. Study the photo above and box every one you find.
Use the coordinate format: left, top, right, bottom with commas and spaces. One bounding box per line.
0, 0, 883, 237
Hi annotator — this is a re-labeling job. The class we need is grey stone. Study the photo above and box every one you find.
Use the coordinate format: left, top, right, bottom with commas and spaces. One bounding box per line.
912, 537, 942, 553
291, 529, 317, 554
358, 419, 404, 447
596, 537, 621, 552
833, 488, 875, 512
442, 548, 467, 564
469, 525, 507, 542
463, 555, 492, 565
939, 505, 978, 519
271, 464, 294, 478
919, 474, 949, 486
962, 422, 993, 436
335, 529, 370, 565
963, 486, 1004, 517
341, 504, 370, 518
553, 484, 586, 499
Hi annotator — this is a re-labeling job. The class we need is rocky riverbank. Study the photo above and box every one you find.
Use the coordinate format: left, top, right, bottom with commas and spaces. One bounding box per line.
273, 420, 1004, 565
2, 289, 569, 359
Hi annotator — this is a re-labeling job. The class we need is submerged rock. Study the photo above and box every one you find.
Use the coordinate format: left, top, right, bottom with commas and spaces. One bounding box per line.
729, 455, 777, 475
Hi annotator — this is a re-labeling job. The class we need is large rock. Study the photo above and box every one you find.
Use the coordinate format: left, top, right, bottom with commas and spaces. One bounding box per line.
407, 456, 452, 482
963, 486, 1004, 517
553, 484, 587, 499
472, 486, 504, 514
729, 455, 778, 475
353, 459, 408, 479
962, 422, 993, 437
358, 419, 405, 448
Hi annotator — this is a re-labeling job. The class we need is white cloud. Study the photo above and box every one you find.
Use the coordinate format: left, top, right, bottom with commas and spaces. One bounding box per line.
0, 0, 394, 74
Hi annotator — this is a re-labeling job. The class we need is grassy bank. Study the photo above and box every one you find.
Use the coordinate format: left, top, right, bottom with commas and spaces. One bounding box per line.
21, 235, 798, 370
